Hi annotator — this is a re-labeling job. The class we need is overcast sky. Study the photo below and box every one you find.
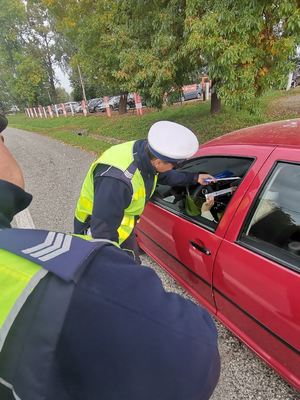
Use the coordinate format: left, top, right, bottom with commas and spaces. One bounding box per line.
54, 66, 72, 94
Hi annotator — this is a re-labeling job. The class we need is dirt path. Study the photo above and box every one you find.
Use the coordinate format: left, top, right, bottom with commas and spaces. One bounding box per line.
268, 89, 300, 117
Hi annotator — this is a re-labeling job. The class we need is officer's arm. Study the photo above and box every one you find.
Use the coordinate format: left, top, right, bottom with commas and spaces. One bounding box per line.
90, 176, 132, 241
158, 169, 198, 186
158, 170, 216, 186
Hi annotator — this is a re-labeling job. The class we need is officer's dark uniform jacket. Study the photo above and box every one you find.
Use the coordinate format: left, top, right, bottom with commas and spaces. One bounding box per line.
0, 180, 220, 400
74, 139, 199, 242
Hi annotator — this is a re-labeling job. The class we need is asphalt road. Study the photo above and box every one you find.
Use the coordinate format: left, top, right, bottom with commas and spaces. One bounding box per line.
5, 127, 300, 400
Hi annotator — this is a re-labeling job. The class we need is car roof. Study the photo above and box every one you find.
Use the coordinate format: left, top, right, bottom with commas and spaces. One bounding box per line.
202, 119, 300, 149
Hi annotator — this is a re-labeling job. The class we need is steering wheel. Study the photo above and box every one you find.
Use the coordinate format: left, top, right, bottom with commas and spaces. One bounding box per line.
191, 184, 215, 200
186, 183, 224, 220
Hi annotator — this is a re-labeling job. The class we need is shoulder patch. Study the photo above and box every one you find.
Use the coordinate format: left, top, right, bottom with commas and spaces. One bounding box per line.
0, 229, 111, 282
95, 162, 137, 189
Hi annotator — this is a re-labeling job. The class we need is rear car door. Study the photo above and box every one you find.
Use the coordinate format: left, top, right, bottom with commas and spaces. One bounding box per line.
213, 148, 300, 389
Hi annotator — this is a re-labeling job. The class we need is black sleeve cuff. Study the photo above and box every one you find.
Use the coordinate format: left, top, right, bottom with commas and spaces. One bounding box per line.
0, 180, 32, 227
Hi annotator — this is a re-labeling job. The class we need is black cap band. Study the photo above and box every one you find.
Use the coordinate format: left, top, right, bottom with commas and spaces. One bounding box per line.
148, 144, 185, 163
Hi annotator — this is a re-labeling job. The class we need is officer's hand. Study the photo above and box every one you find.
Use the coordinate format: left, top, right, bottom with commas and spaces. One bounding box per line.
197, 173, 216, 185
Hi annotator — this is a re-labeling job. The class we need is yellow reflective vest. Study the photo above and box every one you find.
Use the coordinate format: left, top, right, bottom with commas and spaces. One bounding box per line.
75, 141, 157, 244
0, 249, 47, 352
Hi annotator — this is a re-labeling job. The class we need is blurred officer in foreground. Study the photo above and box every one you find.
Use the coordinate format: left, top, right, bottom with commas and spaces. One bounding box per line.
74, 121, 215, 260
0, 114, 220, 399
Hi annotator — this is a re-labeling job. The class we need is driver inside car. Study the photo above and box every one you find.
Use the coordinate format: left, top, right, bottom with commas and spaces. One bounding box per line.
185, 181, 239, 222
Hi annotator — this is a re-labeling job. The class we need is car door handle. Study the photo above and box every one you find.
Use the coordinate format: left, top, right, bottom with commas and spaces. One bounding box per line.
190, 241, 211, 256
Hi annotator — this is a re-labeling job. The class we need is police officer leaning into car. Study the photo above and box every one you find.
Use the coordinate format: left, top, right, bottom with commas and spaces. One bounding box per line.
0, 113, 220, 399
74, 121, 215, 260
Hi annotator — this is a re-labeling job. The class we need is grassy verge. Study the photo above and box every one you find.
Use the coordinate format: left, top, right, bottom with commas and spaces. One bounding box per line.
8, 88, 300, 154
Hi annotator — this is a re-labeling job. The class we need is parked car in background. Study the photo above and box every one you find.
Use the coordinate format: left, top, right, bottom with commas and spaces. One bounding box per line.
73, 102, 83, 113
127, 93, 136, 109
56, 105, 63, 114
54, 102, 77, 114
7, 105, 20, 114
291, 74, 300, 88
96, 95, 133, 112
93, 94, 141, 112
109, 95, 122, 111
64, 102, 80, 113
181, 84, 202, 101
88, 98, 103, 113
95, 98, 108, 113
136, 119, 300, 391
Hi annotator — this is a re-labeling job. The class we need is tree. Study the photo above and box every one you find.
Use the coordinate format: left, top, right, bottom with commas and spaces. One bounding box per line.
44, 1, 123, 104
0, 0, 26, 107
45, 0, 194, 111
24, 0, 62, 103
44, 0, 300, 114
0, 0, 66, 107
115, 0, 193, 108
14, 54, 49, 106
185, 0, 300, 113
56, 86, 70, 103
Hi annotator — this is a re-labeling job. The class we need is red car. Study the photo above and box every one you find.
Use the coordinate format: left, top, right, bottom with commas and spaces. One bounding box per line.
136, 119, 300, 391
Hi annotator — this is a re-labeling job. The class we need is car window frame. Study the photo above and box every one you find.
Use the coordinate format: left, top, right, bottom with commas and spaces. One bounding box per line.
237, 160, 300, 274
151, 154, 255, 233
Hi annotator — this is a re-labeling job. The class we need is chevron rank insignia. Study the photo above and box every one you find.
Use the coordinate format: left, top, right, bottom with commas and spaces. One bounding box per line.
0, 228, 109, 282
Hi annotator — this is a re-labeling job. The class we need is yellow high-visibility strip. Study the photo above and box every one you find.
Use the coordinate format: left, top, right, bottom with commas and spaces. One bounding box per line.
0, 250, 47, 351
118, 226, 131, 242
120, 215, 135, 228
78, 196, 93, 212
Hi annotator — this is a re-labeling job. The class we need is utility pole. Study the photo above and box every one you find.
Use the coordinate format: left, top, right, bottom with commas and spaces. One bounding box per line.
78, 65, 87, 102
47, 90, 52, 103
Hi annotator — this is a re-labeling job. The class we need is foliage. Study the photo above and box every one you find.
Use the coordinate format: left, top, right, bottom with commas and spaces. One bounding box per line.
69, 69, 111, 102
45, 0, 300, 112
24, 0, 60, 103
14, 54, 48, 105
0, 0, 67, 107
2, 0, 300, 112
44, 0, 194, 108
0, 0, 26, 108
56, 86, 70, 103
185, 0, 300, 111
115, 0, 193, 107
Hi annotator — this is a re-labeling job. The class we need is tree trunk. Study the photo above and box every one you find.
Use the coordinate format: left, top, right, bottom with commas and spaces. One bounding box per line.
44, 35, 57, 104
119, 93, 128, 114
210, 80, 221, 114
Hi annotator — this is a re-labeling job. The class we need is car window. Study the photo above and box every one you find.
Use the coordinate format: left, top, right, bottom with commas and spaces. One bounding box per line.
152, 156, 253, 230
240, 162, 300, 272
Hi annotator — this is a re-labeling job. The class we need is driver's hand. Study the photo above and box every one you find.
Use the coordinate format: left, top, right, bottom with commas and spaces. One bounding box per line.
202, 196, 214, 212
197, 173, 216, 185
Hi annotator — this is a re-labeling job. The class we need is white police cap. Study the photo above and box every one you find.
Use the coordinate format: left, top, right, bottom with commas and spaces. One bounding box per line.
148, 121, 199, 162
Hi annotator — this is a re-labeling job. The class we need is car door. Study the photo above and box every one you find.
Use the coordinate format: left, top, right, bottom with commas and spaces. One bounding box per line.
137, 145, 272, 313
213, 148, 300, 389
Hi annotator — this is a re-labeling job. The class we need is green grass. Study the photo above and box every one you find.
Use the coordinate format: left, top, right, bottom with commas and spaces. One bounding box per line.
8, 88, 300, 154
